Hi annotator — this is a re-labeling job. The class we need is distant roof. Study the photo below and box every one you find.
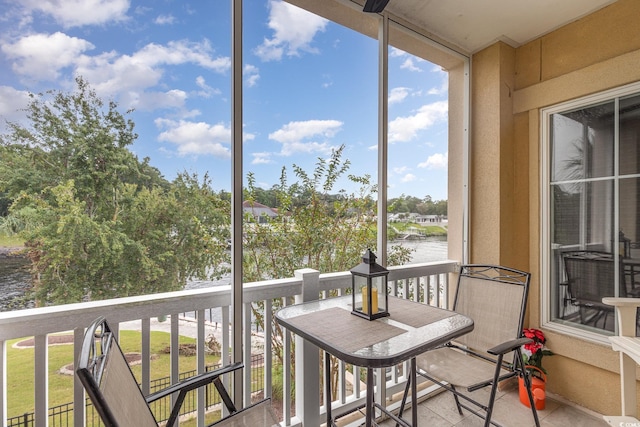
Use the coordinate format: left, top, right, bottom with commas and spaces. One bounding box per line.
242, 200, 270, 209
243, 200, 278, 217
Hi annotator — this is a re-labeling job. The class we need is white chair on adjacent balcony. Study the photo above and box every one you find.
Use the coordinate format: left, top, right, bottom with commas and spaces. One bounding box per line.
76, 316, 280, 427
602, 297, 640, 426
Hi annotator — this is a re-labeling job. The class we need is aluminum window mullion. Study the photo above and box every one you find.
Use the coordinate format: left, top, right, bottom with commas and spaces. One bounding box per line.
614, 97, 621, 300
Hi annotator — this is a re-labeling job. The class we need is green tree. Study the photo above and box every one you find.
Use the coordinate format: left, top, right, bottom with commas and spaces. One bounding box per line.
1, 77, 165, 214
1, 78, 230, 305
10, 173, 230, 305
243, 146, 412, 367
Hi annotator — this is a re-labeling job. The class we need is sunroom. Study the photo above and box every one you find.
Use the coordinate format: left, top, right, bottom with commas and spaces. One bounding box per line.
1, 0, 640, 426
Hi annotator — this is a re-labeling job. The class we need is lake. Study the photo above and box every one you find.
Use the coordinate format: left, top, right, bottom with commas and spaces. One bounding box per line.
0, 236, 448, 312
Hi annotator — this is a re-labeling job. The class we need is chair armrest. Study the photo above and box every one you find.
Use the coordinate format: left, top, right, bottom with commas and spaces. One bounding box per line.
487, 337, 532, 356
146, 361, 243, 402
602, 297, 640, 307
146, 361, 244, 427
603, 297, 640, 337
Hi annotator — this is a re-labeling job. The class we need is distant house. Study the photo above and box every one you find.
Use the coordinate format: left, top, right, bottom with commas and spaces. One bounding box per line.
242, 200, 278, 224
416, 215, 445, 224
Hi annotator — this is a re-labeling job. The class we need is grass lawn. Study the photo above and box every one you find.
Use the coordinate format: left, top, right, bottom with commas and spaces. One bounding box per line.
0, 233, 24, 248
390, 222, 447, 236
7, 330, 221, 419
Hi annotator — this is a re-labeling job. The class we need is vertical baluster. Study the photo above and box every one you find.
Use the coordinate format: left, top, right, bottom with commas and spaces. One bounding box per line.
73, 328, 84, 427
220, 305, 231, 418
170, 314, 179, 418
1, 340, 7, 427
243, 302, 252, 407
34, 334, 47, 427
197, 309, 205, 426
282, 296, 292, 426
141, 319, 151, 396
264, 299, 273, 400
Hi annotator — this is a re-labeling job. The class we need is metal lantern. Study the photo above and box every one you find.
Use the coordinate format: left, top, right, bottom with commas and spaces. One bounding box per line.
350, 249, 390, 320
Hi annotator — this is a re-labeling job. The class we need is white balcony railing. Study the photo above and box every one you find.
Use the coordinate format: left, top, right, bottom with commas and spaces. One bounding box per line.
0, 260, 458, 427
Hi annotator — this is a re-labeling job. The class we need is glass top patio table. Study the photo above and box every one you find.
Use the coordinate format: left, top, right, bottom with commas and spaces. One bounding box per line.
275, 295, 474, 426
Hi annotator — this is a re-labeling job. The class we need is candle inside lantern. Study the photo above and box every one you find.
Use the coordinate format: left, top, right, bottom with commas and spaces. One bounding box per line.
362, 286, 378, 314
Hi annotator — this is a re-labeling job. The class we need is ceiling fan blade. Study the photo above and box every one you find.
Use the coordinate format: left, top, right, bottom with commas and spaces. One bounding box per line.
363, 0, 390, 13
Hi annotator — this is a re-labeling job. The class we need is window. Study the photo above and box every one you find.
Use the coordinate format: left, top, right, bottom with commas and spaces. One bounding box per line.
543, 82, 640, 338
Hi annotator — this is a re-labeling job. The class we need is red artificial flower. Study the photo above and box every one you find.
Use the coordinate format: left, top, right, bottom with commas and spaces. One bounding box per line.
524, 341, 543, 353
521, 328, 553, 374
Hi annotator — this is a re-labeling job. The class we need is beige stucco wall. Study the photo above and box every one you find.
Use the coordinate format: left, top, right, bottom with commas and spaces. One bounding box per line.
471, 0, 640, 415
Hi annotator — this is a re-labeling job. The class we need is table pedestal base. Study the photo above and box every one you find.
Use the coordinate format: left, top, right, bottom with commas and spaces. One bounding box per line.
325, 354, 417, 427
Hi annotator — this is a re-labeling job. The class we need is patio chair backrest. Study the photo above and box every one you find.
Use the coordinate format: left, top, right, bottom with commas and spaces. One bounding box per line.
452, 265, 530, 365
76, 317, 157, 427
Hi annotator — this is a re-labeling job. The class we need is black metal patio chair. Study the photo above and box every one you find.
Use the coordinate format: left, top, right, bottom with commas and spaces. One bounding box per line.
398, 264, 540, 427
76, 316, 279, 427
563, 251, 628, 329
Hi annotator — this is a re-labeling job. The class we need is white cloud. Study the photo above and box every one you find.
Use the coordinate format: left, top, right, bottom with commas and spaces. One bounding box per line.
121, 89, 188, 112
401, 173, 417, 183
269, 119, 341, 156
321, 74, 333, 88
389, 87, 409, 104
130, 40, 229, 72
389, 101, 448, 143
1, 32, 94, 81
254, 0, 328, 62
156, 119, 230, 157
428, 66, 448, 95
194, 76, 220, 98
244, 64, 260, 87
392, 166, 410, 175
22, 0, 130, 28
74, 39, 230, 106
418, 152, 448, 169
389, 47, 406, 57
3, 34, 230, 107
252, 152, 272, 165
400, 57, 422, 72
0, 86, 31, 130
155, 14, 176, 25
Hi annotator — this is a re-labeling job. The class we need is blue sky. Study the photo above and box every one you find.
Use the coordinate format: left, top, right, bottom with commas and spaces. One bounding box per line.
0, 0, 449, 201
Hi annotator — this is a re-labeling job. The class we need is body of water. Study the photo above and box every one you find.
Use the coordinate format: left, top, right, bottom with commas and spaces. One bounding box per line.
0, 236, 448, 312
0, 254, 33, 311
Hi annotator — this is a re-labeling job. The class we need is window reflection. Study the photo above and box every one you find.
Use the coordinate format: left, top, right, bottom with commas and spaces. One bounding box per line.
548, 95, 640, 335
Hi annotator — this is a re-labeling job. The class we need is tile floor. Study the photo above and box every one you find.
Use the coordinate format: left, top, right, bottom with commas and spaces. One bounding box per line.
378, 381, 609, 427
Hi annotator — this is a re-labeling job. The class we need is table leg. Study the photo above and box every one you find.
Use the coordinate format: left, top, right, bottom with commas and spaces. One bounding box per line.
325, 352, 332, 427
366, 367, 374, 427
411, 358, 417, 426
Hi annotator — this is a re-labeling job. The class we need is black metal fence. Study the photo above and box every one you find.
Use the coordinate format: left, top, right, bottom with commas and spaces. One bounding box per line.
8, 354, 264, 427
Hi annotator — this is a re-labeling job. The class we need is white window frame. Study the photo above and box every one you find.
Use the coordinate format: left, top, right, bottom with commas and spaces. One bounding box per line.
541, 80, 640, 344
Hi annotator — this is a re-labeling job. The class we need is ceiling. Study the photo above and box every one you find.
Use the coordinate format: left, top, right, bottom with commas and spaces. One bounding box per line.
376, 0, 619, 54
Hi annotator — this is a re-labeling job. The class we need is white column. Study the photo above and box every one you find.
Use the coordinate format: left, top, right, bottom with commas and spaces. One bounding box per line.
295, 268, 321, 427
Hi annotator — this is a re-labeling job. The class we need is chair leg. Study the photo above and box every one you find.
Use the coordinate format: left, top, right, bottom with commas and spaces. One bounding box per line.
396, 373, 410, 427
515, 348, 541, 427
482, 354, 506, 427
451, 384, 464, 416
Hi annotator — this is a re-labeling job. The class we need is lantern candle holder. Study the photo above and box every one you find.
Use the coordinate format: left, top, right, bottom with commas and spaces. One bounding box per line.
350, 249, 390, 320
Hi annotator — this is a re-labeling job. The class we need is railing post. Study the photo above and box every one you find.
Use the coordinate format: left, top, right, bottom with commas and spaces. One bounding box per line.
294, 268, 320, 427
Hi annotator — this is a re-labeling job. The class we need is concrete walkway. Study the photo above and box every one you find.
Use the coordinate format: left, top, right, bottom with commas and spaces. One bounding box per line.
120, 315, 265, 353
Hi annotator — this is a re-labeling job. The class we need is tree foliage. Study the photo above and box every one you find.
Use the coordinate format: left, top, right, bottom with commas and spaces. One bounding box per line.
0, 77, 420, 311
243, 146, 411, 283
389, 193, 447, 216
1, 78, 230, 305
243, 146, 413, 366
